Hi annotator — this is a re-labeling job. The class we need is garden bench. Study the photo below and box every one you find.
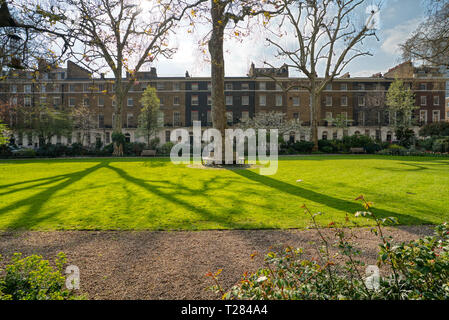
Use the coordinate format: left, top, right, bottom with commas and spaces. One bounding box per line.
202, 152, 245, 165
141, 149, 156, 156
350, 147, 365, 154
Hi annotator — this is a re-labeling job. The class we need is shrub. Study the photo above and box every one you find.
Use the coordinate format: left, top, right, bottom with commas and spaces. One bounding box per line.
124, 142, 146, 156
68, 143, 88, 156
0, 145, 12, 157
365, 142, 382, 154
14, 148, 36, 158
431, 138, 449, 153
149, 137, 160, 150
207, 197, 449, 300
291, 141, 314, 154
395, 127, 416, 148
417, 138, 435, 151
377, 144, 407, 156
0, 253, 85, 300
36, 143, 69, 157
157, 142, 174, 155
419, 122, 449, 137
111, 132, 126, 145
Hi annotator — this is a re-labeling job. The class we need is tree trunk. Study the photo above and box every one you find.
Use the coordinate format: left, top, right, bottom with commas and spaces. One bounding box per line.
209, 0, 227, 163
113, 84, 124, 157
310, 90, 319, 151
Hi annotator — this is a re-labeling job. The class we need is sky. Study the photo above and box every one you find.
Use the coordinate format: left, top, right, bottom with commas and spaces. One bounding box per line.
151, 0, 428, 78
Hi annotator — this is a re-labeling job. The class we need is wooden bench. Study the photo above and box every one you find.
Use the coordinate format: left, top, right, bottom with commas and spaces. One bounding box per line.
202, 152, 245, 165
350, 147, 365, 154
141, 149, 156, 156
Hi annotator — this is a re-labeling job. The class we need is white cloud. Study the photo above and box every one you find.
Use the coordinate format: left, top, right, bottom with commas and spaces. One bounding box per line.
380, 18, 421, 56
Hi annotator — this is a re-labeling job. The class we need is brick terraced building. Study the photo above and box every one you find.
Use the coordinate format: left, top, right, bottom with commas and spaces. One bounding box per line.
0, 60, 446, 147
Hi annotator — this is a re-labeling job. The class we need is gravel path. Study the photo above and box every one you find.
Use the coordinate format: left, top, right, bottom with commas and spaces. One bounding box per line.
0, 226, 434, 300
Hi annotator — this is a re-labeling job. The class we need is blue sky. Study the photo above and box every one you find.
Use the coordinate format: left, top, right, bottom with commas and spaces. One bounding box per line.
153, 0, 427, 78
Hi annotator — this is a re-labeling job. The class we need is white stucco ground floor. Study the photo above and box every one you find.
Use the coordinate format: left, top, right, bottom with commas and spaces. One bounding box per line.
10, 126, 419, 148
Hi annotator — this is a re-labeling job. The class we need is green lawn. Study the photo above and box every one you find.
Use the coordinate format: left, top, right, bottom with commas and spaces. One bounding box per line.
0, 155, 448, 230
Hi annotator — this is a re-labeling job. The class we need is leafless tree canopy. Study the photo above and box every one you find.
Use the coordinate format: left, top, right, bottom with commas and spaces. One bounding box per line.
0, 0, 73, 73
264, 0, 378, 149
401, 0, 449, 67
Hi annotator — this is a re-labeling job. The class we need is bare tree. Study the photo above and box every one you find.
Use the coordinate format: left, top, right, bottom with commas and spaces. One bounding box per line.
62, 0, 206, 155
0, 0, 74, 73
264, 0, 378, 150
401, 0, 449, 67
71, 104, 97, 145
190, 0, 284, 162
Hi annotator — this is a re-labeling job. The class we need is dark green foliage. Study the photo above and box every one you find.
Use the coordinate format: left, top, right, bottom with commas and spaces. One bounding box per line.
111, 132, 126, 144
124, 142, 146, 156
149, 137, 160, 150
395, 127, 416, 148
419, 122, 449, 137
157, 142, 174, 155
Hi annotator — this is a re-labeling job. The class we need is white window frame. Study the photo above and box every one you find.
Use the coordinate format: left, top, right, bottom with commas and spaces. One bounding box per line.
259, 95, 266, 106
341, 96, 348, 107
242, 95, 249, 106
434, 96, 440, 106
432, 110, 440, 122
292, 96, 300, 106
276, 95, 283, 106
226, 95, 233, 106
191, 95, 199, 106
358, 96, 366, 107
421, 96, 427, 106
420, 110, 428, 123
24, 97, 32, 107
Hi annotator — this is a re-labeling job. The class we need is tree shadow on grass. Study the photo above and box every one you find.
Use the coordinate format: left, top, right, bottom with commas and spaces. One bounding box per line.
104, 163, 263, 229
232, 169, 433, 225
0, 161, 108, 229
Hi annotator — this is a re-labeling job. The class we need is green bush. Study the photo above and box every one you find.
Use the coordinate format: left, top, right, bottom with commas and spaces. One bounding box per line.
123, 142, 146, 156
36, 143, 69, 157
14, 148, 36, 158
207, 198, 449, 300
0, 253, 85, 300
365, 142, 382, 154
149, 137, 160, 150
291, 141, 314, 153
417, 138, 435, 151
111, 132, 126, 145
377, 144, 407, 156
419, 122, 449, 137
157, 142, 174, 155
432, 138, 449, 153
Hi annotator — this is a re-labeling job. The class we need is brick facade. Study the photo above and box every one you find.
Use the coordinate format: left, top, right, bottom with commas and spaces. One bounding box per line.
0, 61, 447, 146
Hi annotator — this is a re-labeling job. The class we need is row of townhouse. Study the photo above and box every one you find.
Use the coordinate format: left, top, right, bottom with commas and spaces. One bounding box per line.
0, 60, 447, 147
